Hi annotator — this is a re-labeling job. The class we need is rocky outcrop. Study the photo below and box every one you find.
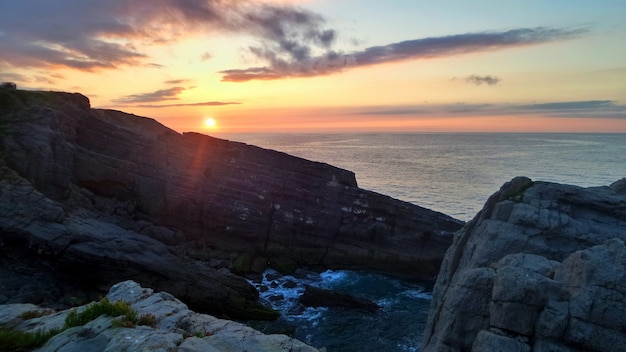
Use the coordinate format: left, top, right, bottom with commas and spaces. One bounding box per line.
0, 280, 320, 352
0, 166, 274, 320
421, 177, 626, 352
0, 89, 462, 318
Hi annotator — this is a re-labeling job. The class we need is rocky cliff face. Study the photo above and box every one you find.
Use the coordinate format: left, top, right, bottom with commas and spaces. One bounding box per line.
0, 89, 462, 318
421, 177, 626, 352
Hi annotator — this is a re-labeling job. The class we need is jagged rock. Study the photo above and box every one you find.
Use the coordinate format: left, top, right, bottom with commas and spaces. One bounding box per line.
299, 285, 380, 312
421, 177, 626, 352
0, 280, 320, 352
0, 89, 463, 282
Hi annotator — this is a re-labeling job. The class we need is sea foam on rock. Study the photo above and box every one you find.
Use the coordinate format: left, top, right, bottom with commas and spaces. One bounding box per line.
421, 177, 626, 352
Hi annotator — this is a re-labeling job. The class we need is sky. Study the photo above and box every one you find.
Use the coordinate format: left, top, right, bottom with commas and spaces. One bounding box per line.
1, 0, 626, 133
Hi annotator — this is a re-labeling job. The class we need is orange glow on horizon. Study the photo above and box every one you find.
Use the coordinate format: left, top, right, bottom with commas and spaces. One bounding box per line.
147, 107, 626, 134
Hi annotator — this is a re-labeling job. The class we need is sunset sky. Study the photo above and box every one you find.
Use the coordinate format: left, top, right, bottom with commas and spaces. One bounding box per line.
1, 0, 625, 133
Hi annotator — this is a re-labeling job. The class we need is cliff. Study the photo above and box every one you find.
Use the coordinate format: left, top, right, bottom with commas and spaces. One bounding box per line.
0, 89, 462, 319
421, 177, 626, 352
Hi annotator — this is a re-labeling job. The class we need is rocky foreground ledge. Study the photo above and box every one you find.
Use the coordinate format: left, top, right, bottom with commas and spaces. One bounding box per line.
0, 89, 462, 319
0, 280, 321, 352
421, 177, 626, 352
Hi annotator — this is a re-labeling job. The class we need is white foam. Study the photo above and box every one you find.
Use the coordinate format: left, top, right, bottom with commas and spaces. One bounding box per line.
400, 289, 432, 300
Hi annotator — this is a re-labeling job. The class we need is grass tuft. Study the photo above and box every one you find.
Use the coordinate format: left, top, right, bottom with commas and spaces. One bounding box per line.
64, 298, 137, 329
0, 327, 62, 352
0, 298, 146, 351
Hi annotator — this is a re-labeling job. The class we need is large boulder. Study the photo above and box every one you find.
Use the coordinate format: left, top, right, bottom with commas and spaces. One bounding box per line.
421, 177, 626, 352
299, 285, 380, 312
0, 280, 320, 352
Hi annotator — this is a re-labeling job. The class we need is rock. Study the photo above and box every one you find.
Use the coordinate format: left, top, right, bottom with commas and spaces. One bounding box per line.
0, 82, 16, 90
299, 285, 380, 312
0, 88, 463, 284
0, 166, 275, 321
1, 88, 463, 319
610, 177, 626, 195
421, 177, 626, 352
0, 280, 320, 352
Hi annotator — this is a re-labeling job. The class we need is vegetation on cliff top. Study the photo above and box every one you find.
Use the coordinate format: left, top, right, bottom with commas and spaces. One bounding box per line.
0, 298, 155, 351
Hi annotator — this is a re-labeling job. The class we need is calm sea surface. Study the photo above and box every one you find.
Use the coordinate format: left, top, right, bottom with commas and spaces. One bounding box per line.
215, 133, 626, 221
213, 133, 626, 351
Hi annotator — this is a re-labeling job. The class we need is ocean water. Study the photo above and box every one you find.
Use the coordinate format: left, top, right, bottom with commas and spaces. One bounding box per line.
217, 133, 626, 221
217, 133, 626, 351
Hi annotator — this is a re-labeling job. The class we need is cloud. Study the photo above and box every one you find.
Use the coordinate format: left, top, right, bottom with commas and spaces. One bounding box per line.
465, 75, 501, 86
164, 79, 192, 85
113, 84, 240, 107
132, 101, 242, 108
518, 100, 614, 110
0, 1, 588, 83
114, 87, 187, 104
350, 100, 625, 119
221, 27, 588, 81
0, 0, 337, 71
0, 72, 27, 82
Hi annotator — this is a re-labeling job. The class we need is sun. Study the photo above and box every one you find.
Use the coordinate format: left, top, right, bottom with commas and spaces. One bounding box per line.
204, 117, 217, 129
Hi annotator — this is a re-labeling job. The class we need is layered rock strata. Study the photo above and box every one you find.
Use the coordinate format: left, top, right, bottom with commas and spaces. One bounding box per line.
421, 177, 626, 352
0, 89, 462, 317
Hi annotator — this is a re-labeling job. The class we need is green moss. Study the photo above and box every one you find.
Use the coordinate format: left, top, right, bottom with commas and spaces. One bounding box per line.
0, 327, 62, 352
64, 298, 138, 329
0, 298, 144, 351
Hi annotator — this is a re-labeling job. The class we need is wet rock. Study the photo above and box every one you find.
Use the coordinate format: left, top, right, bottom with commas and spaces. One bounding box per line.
299, 285, 380, 312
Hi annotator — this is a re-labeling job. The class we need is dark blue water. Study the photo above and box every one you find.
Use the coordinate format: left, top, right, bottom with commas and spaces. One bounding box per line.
250, 269, 432, 351
224, 133, 626, 351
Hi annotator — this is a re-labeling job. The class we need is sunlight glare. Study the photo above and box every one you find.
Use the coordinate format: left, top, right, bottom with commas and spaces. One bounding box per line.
204, 117, 217, 129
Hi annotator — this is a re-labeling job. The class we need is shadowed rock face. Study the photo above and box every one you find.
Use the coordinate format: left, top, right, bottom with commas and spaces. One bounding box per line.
0, 89, 462, 317
421, 177, 626, 352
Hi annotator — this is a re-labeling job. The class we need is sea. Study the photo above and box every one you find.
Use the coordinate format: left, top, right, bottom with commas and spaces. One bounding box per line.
214, 133, 626, 352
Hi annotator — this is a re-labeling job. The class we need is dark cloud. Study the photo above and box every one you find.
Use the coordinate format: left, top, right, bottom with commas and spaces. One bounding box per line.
519, 100, 614, 110
465, 75, 501, 86
133, 101, 241, 108
164, 79, 192, 84
0, 1, 588, 83
350, 100, 625, 119
114, 87, 187, 104
113, 84, 240, 107
221, 27, 588, 81
0, 0, 336, 71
